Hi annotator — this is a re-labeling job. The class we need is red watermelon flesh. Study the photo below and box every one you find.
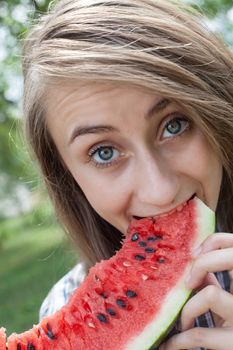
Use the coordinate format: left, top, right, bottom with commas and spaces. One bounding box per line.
0, 329, 6, 350
1, 197, 215, 350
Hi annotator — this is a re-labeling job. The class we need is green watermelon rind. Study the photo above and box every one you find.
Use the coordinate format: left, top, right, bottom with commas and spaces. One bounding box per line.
125, 198, 215, 350
150, 281, 192, 350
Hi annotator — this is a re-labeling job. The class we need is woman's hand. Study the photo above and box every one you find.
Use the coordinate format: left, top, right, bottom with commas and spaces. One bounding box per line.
159, 233, 233, 350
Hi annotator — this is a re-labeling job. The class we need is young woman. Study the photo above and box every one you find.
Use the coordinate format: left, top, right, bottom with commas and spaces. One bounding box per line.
22, 0, 233, 348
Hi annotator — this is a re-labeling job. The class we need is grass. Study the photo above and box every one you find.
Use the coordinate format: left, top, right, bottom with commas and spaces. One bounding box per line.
0, 208, 77, 336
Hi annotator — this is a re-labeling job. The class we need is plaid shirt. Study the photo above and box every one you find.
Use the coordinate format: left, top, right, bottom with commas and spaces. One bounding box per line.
39, 263, 231, 349
39, 263, 86, 321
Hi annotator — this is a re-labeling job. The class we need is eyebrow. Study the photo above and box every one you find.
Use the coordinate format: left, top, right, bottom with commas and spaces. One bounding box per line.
69, 97, 170, 144
146, 98, 170, 120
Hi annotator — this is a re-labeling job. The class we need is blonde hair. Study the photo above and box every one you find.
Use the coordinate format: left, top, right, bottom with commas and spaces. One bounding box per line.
22, 0, 233, 267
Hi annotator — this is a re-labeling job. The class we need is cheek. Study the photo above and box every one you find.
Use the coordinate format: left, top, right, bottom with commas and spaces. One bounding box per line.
177, 131, 222, 208
72, 169, 129, 223
188, 133, 222, 182
168, 129, 219, 174
61, 147, 130, 228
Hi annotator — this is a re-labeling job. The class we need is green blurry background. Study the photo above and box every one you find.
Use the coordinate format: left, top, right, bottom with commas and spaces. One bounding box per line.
0, 0, 232, 335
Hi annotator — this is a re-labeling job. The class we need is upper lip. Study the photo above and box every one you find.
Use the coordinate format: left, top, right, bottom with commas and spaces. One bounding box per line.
132, 193, 196, 219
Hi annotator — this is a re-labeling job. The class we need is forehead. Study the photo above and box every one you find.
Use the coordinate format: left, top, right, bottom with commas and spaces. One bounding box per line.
44, 81, 168, 151
45, 81, 162, 124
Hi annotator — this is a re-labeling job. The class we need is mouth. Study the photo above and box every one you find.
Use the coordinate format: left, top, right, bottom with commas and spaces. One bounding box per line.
133, 193, 196, 220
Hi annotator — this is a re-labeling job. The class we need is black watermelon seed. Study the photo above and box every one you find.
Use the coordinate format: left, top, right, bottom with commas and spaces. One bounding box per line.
135, 254, 145, 261
158, 257, 165, 263
147, 235, 162, 241
131, 233, 139, 242
46, 329, 56, 340
116, 299, 127, 308
17, 345, 22, 350
46, 323, 56, 340
107, 308, 116, 316
145, 247, 156, 253
138, 241, 147, 247
27, 344, 35, 350
126, 290, 137, 298
97, 313, 108, 323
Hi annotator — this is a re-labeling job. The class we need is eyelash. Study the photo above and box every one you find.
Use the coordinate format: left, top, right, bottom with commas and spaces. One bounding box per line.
88, 144, 124, 168
88, 114, 190, 169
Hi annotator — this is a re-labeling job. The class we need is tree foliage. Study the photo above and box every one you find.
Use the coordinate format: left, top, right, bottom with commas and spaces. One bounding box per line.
0, 0, 50, 217
187, 0, 233, 46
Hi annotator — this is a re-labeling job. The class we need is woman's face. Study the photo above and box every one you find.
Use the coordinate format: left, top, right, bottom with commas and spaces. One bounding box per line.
46, 83, 222, 234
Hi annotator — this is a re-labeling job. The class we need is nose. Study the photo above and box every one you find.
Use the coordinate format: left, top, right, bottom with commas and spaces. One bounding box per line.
133, 151, 179, 209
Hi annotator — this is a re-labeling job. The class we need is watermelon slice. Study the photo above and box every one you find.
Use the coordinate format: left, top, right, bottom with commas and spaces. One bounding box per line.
1, 197, 215, 350
0, 329, 6, 350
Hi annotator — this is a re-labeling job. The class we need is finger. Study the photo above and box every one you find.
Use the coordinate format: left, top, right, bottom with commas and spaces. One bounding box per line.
160, 327, 233, 350
194, 271, 221, 291
192, 233, 233, 257
186, 248, 233, 289
192, 273, 223, 328
181, 285, 233, 331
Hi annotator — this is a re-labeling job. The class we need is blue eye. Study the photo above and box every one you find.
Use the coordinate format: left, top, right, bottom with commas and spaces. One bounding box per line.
89, 146, 121, 167
163, 117, 189, 138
